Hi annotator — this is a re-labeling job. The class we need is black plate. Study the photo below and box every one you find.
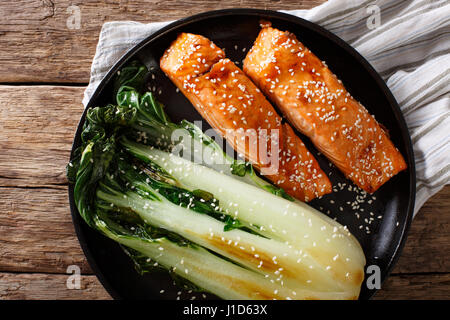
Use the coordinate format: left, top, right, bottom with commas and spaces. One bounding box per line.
69, 9, 415, 300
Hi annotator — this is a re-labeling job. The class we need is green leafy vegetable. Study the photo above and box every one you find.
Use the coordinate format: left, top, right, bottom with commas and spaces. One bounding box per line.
68, 60, 365, 300
113, 60, 148, 97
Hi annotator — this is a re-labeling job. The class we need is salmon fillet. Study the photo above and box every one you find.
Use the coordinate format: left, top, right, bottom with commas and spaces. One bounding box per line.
243, 26, 407, 193
160, 33, 332, 201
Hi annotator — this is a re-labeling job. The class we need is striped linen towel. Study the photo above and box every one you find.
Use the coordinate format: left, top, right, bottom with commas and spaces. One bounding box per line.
83, 0, 450, 216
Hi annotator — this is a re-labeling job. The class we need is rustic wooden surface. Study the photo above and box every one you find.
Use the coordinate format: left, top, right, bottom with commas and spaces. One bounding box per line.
0, 0, 448, 300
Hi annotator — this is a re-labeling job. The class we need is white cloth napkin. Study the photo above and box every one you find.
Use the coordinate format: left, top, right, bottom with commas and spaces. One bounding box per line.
83, 0, 450, 216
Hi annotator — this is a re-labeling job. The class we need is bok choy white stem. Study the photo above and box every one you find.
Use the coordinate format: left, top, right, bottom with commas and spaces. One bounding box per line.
68, 61, 366, 300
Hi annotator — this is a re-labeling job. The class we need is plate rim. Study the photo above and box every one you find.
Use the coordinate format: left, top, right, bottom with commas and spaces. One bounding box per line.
68, 8, 416, 300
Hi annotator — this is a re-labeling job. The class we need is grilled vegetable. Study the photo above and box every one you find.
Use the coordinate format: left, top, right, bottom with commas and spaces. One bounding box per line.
68, 61, 365, 300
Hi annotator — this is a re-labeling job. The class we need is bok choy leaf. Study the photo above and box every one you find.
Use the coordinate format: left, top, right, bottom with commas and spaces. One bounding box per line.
68, 60, 366, 300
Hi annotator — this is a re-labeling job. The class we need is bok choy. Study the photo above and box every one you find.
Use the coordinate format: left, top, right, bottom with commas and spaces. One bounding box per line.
68, 61, 365, 300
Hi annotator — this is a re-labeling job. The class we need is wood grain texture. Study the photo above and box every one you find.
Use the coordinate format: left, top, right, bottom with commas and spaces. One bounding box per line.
0, 185, 447, 275
0, 86, 83, 187
375, 273, 450, 300
0, 272, 111, 300
0, 0, 448, 300
0, 271, 448, 300
0, 187, 91, 274
0, 0, 325, 83
394, 188, 450, 274
0, 85, 449, 299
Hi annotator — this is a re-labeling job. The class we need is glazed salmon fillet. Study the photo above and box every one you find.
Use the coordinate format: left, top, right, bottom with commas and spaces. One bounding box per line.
243, 26, 407, 193
160, 33, 332, 201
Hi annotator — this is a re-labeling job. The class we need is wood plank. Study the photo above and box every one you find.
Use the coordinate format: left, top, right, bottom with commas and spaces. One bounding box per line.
0, 184, 448, 275
0, 84, 448, 277
392, 187, 450, 274
0, 272, 111, 300
375, 273, 450, 300
0, 85, 449, 299
1, 0, 447, 301
0, 187, 91, 274
0, 86, 83, 187
0, 271, 447, 300
0, 0, 326, 83
0, 183, 448, 298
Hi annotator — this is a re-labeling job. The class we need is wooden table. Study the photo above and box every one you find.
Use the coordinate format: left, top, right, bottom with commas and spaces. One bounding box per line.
0, 0, 448, 300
